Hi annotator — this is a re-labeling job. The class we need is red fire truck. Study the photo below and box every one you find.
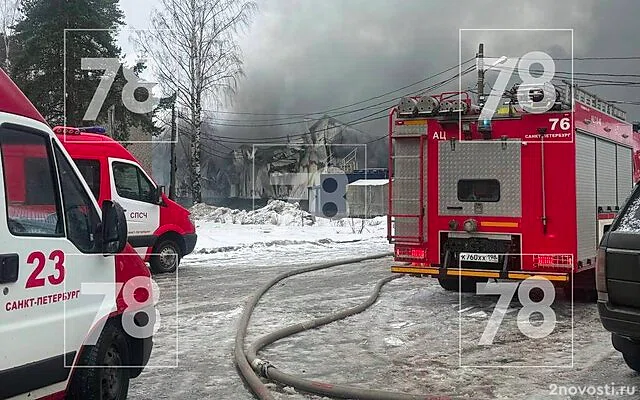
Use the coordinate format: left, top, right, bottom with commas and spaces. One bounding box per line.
387, 81, 640, 297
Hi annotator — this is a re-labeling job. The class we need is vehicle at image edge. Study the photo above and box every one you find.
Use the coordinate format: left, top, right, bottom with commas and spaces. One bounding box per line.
597, 182, 640, 372
51, 126, 197, 274
387, 72, 640, 299
0, 68, 155, 399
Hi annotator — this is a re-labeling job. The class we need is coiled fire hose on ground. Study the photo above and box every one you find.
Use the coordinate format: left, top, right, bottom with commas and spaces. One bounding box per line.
234, 253, 452, 400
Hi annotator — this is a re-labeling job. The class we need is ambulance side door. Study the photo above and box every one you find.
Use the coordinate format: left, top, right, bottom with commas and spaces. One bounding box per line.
0, 123, 115, 399
108, 158, 160, 253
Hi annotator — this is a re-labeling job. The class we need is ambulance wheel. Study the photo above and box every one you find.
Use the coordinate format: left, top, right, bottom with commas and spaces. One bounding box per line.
68, 320, 130, 400
150, 239, 181, 274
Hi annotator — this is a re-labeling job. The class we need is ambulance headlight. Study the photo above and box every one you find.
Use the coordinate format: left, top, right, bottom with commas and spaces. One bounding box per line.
463, 219, 478, 233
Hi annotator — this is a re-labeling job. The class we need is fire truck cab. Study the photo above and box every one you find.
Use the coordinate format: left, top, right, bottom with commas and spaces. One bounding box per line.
388, 82, 640, 298
52, 127, 197, 274
0, 69, 154, 399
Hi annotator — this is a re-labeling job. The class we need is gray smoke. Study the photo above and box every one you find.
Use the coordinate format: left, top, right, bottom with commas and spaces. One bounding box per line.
213, 0, 640, 161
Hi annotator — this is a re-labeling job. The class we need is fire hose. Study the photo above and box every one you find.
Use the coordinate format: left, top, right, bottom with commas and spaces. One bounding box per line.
234, 253, 453, 400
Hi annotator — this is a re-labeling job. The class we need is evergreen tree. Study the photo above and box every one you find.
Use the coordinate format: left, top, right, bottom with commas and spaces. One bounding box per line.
10, 0, 157, 141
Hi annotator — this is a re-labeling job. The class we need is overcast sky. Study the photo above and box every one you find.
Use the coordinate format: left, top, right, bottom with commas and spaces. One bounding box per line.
118, 0, 640, 163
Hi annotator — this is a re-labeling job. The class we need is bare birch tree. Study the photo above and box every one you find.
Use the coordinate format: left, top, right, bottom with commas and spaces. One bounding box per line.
138, 0, 256, 203
0, 0, 19, 72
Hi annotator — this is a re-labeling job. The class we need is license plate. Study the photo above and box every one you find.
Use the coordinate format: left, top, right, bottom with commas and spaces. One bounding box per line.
459, 253, 499, 263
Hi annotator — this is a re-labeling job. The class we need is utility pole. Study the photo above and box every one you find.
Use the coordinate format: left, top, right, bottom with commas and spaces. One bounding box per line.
107, 105, 115, 138
477, 43, 484, 106
169, 93, 177, 200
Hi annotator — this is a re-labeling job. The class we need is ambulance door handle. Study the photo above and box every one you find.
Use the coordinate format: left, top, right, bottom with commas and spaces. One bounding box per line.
0, 253, 18, 284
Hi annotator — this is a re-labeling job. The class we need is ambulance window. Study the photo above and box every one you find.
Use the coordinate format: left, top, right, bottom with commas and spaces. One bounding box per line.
75, 159, 101, 200
25, 157, 56, 204
457, 179, 500, 202
0, 128, 63, 236
53, 145, 101, 252
113, 162, 140, 200
138, 169, 155, 203
113, 162, 156, 203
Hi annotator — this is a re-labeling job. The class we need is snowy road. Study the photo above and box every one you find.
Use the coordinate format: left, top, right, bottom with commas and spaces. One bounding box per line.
127, 250, 640, 400
126, 203, 640, 400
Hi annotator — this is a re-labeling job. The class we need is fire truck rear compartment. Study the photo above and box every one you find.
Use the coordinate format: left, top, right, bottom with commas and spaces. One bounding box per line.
436, 139, 523, 271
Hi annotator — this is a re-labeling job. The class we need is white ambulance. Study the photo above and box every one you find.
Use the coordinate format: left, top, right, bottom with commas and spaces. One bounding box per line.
0, 69, 155, 399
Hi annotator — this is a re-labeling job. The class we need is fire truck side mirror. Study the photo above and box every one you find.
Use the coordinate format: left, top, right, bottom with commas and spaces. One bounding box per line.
101, 200, 128, 254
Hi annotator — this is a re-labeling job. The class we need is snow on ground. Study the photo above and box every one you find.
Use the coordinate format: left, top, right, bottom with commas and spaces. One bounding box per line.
187, 200, 391, 263
129, 255, 624, 400
127, 201, 637, 400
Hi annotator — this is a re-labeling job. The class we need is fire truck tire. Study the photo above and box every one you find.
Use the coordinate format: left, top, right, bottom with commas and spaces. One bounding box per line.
622, 352, 640, 373
68, 320, 131, 400
150, 239, 181, 274
562, 286, 597, 303
438, 277, 459, 291
438, 276, 487, 292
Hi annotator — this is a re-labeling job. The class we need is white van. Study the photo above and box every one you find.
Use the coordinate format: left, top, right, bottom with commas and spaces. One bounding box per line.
0, 69, 155, 399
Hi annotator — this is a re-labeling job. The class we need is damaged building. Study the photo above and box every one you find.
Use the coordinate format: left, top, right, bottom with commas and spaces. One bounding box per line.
152, 114, 382, 207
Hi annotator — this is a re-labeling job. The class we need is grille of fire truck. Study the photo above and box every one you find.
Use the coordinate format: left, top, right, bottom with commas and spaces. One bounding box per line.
389, 123, 427, 244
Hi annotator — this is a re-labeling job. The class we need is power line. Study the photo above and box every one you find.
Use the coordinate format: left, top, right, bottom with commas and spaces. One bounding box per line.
609, 100, 640, 106
196, 56, 640, 120
200, 67, 474, 145
199, 58, 477, 125
489, 65, 640, 83
365, 134, 389, 144
202, 64, 477, 129
201, 68, 640, 126
486, 55, 640, 61
206, 65, 477, 146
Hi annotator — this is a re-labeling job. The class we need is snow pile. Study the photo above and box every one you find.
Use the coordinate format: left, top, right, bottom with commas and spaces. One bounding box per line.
190, 200, 314, 226
185, 200, 391, 259
190, 199, 387, 228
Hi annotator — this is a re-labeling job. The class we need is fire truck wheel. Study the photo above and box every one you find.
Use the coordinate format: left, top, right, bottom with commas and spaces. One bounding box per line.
562, 286, 597, 303
438, 277, 487, 292
68, 320, 130, 400
437, 277, 459, 291
460, 277, 488, 293
622, 352, 640, 373
150, 239, 181, 274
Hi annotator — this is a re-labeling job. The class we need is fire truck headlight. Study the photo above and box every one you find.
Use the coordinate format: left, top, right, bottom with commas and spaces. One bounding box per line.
463, 219, 478, 233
